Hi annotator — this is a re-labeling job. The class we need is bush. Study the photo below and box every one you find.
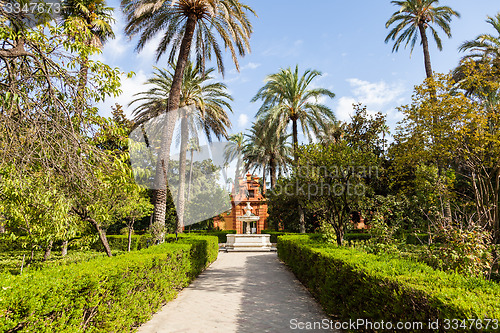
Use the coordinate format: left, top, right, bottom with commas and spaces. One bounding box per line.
90, 234, 152, 252
278, 235, 500, 332
185, 230, 235, 243
260, 230, 299, 243
0, 236, 218, 332
406, 233, 430, 245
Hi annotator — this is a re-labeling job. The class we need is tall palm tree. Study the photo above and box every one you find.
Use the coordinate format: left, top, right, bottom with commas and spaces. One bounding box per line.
130, 62, 232, 233
385, 0, 460, 79
61, 0, 115, 96
251, 65, 335, 163
224, 132, 245, 188
454, 13, 500, 98
459, 13, 500, 67
121, 0, 254, 238
243, 119, 291, 190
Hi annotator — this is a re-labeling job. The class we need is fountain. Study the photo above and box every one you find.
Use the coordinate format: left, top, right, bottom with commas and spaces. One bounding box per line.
225, 201, 272, 251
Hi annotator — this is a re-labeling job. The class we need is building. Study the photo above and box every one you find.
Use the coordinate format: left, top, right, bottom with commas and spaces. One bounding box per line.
214, 173, 268, 233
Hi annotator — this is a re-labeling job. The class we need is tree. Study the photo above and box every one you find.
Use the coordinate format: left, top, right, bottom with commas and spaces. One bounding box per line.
130, 62, 232, 233
252, 65, 336, 162
243, 119, 292, 190
61, 0, 115, 97
252, 65, 335, 233
224, 132, 245, 191
385, 0, 460, 78
121, 0, 255, 241
459, 13, 500, 70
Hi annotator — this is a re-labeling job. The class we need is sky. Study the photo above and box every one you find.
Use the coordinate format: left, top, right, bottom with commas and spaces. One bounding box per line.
95, 0, 500, 142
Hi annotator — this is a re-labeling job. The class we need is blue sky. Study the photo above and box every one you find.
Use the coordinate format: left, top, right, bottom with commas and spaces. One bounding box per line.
96, 0, 500, 141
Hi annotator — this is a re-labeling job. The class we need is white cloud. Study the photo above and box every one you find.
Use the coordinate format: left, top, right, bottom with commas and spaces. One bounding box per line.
238, 114, 249, 128
97, 70, 149, 118
335, 78, 407, 122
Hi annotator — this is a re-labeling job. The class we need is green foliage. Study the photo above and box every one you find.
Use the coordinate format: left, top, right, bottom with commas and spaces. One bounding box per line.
0, 236, 218, 332
91, 235, 152, 252
278, 235, 500, 330
260, 230, 300, 243
418, 226, 493, 277
185, 230, 236, 243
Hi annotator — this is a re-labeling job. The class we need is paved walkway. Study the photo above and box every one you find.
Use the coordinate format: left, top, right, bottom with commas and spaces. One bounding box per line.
136, 252, 338, 333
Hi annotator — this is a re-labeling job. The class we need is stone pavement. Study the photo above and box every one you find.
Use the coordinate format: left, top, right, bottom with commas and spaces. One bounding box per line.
136, 252, 339, 333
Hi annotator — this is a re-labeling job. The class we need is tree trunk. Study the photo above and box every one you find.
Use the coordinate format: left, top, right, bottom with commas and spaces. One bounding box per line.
187, 149, 194, 202
298, 203, 306, 233
270, 158, 277, 190
127, 218, 135, 252
418, 24, 433, 79
292, 119, 299, 163
61, 240, 68, 257
88, 218, 112, 257
153, 13, 197, 239
176, 114, 189, 233
42, 240, 53, 262
262, 165, 266, 195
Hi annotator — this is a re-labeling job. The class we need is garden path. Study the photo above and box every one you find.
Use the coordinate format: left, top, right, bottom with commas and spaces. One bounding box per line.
136, 252, 338, 333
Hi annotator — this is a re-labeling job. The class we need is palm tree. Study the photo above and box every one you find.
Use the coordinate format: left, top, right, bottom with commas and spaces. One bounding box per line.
224, 132, 245, 192
251, 65, 335, 163
459, 13, 500, 67
243, 119, 291, 190
121, 0, 254, 238
130, 62, 232, 233
385, 0, 460, 79
317, 120, 343, 145
453, 13, 500, 97
61, 0, 115, 96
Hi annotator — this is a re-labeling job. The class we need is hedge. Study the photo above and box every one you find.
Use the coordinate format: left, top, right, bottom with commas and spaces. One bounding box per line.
277, 235, 500, 332
185, 230, 236, 243
91, 234, 152, 252
260, 230, 299, 243
344, 232, 371, 243
0, 235, 218, 332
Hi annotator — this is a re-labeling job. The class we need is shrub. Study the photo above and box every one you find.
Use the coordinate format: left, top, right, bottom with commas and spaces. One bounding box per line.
0, 236, 218, 332
406, 233, 430, 245
185, 230, 236, 243
417, 226, 492, 277
91, 234, 152, 252
278, 235, 500, 332
260, 230, 299, 243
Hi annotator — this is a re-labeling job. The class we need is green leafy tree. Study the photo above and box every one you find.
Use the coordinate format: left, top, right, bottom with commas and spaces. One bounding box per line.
61, 0, 115, 98
385, 0, 460, 78
122, 0, 255, 240
130, 62, 232, 233
243, 119, 292, 190
252, 65, 336, 162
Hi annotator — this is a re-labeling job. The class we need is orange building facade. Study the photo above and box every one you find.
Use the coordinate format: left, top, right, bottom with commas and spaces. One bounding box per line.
214, 173, 269, 233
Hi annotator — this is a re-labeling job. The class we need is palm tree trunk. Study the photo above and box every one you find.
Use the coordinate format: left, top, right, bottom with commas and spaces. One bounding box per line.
153, 13, 197, 239
176, 114, 189, 233
187, 149, 194, 202
262, 165, 266, 194
292, 119, 299, 162
270, 158, 277, 189
418, 24, 433, 79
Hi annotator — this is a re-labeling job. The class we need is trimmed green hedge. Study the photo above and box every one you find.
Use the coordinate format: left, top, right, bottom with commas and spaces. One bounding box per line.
91, 234, 152, 252
185, 230, 236, 243
260, 230, 299, 243
0, 235, 218, 332
344, 232, 371, 243
278, 235, 500, 332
